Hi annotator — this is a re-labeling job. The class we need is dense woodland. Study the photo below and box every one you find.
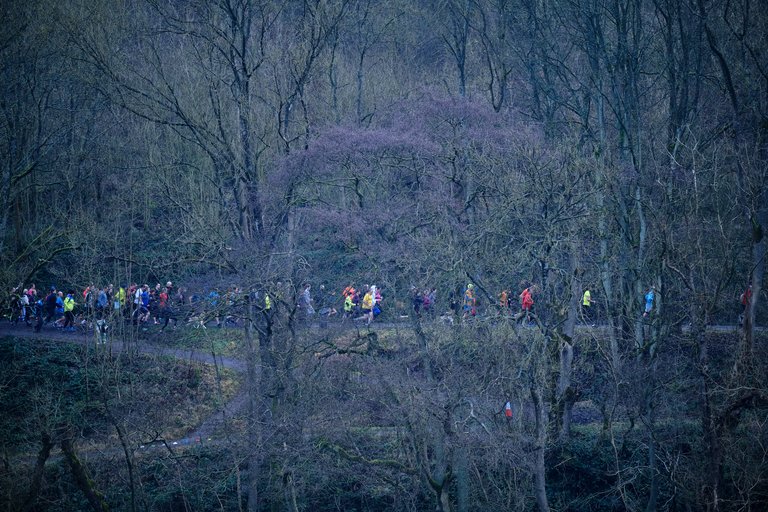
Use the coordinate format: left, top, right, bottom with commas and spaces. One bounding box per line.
1, 0, 767, 510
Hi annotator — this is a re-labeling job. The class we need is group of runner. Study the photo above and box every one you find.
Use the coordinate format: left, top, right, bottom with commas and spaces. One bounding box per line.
5, 281, 189, 333
8, 276, 731, 335
306, 284, 385, 326
460, 283, 540, 324
6, 280, 392, 333
297, 282, 544, 326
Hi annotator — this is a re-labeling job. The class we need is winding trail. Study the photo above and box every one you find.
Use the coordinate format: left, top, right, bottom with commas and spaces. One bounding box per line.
0, 322, 247, 449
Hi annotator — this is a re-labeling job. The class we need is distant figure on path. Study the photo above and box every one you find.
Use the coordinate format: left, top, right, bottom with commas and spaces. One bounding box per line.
463, 284, 477, 320
643, 286, 655, 318
582, 289, 595, 324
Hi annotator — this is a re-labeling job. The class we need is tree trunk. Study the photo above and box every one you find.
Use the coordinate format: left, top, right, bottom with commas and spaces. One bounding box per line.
644, 383, 658, 512
106, 408, 139, 512
744, 205, 767, 358
282, 470, 300, 512
0, 159, 9, 257
531, 383, 551, 512
702, 377, 722, 512
453, 444, 469, 512
245, 293, 262, 512
556, 246, 580, 441
21, 432, 53, 512
61, 438, 110, 512
357, 49, 366, 125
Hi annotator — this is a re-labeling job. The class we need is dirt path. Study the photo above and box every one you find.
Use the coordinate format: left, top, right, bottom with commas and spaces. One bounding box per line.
0, 322, 247, 448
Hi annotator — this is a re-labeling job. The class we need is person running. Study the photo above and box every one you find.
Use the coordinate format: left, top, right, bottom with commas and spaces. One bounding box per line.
142, 286, 152, 323
115, 285, 126, 313
53, 292, 65, 327
353, 288, 363, 316
208, 288, 221, 327
516, 285, 535, 324
9, 287, 21, 324
223, 285, 239, 325
342, 292, 356, 322
43, 287, 58, 324
360, 287, 374, 325
463, 284, 477, 320
643, 286, 655, 318
33, 299, 44, 332
19, 289, 30, 326
411, 286, 423, 316
174, 287, 188, 321
84, 285, 95, 318
257, 290, 270, 322
149, 286, 161, 324
159, 287, 169, 312
316, 284, 337, 317
133, 285, 150, 325
298, 283, 314, 319
26, 284, 37, 302
421, 289, 433, 315
62, 291, 76, 331
132, 284, 143, 323
96, 286, 108, 319
739, 284, 752, 326
372, 285, 382, 322
499, 289, 510, 315
422, 288, 435, 315
159, 287, 179, 331
342, 284, 356, 301
582, 288, 595, 324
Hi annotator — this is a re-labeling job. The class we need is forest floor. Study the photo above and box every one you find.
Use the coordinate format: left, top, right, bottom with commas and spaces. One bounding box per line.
0, 318, 761, 451
0, 322, 245, 453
